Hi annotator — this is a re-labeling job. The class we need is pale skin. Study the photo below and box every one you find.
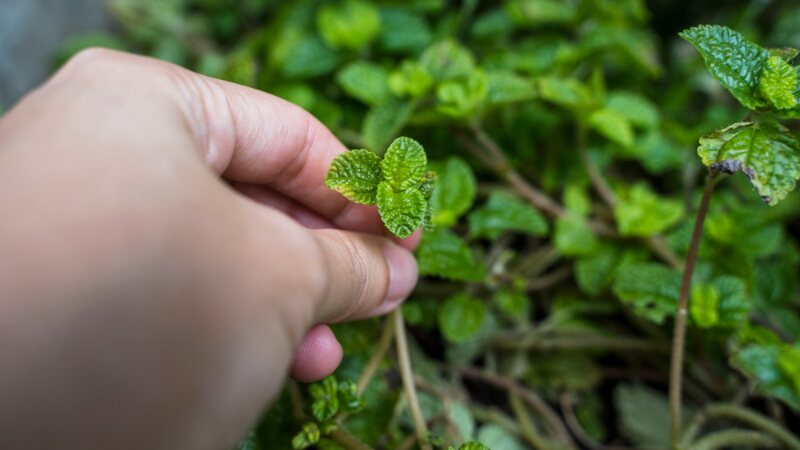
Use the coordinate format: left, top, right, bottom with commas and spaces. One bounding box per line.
0, 49, 420, 450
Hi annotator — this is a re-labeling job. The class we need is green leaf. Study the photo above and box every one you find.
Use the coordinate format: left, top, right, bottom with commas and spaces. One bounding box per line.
439, 294, 486, 343
309, 376, 339, 422
615, 384, 672, 448
690, 282, 720, 328
416, 228, 485, 281
376, 182, 426, 238
485, 70, 538, 105
614, 183, 684, 236
506, 0, 578, 27
317, 0, 381, 51
758, 55, 799, 110
477, 424, 526, 450
281, 36, 341, 79
436, 70, 489, 118
468, 192, 548, 239
536, 76, 593, 109
362, 98, 412, 151
389, 60, 434, 98
613, 263, 681, 324
494, 287, 530, 318
732, 343, 800, 410
292, 423, 321, 449
589, 108, 635, 148
380, 137, 427, 190
335, 61, 390, 106
429, 157, 477, 227
605, 91, 659, 129
679, 25, 769, 110
554, 214, 597, 256
778, 345, 800, 394
419, 39, 476, 82
325, 150, 383, 204
714, 275, 751, 328
697, 121, 800, 206
575, 244, 633, 296
459, 443, 490, 450
337, 379, 365, 413
378, 8, 432, 53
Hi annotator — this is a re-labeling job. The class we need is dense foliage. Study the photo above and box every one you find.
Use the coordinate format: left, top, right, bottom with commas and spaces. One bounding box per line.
62, 0, 800, 448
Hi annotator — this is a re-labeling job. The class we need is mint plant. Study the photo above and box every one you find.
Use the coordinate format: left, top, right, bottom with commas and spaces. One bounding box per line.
325, 137, 433, 239
78, 2, 800, 449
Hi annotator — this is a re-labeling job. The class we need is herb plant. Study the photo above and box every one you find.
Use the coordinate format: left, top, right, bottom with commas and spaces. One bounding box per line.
67, 1, 800, 449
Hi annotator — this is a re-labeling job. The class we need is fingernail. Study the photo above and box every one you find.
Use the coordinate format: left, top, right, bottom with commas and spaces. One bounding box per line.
383, 243, 418, 307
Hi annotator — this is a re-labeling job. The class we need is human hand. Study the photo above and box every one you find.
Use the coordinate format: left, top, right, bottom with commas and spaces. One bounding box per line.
0, 49, 419, 450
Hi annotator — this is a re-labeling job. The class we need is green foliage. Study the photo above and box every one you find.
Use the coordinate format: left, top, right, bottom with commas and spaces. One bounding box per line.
325, 137, 430, 238
697, 121, 800, 205
89, 2, 800, 447
438, 294, 486, 343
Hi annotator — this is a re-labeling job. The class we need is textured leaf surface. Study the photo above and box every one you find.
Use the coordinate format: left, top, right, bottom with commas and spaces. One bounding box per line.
376, 182, 426, 238
758, 55, 799, 110
309, 376, 339, 422
439, 294, 486, 343
416, 228, 485, 281
612, 263, 680, 323
336, 61, 390, 106
429, 157, 476, 227
380, 136, 427, 190
589, 108, 635, 148
680, 25, 769, 109
614, 183, 684, 236
697, 121, 800, 205
468, 192, 548, 239
325, 149, 383, 204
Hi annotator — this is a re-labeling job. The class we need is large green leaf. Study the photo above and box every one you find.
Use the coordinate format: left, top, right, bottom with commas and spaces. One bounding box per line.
554, 213, 597, 256
378, 8, 432, 53
429, 157, 477, 227
324, 149, 383, 204
614, 183, 684, 236
438, 294, 486, 343
605, 90, 659, 129
758, 55, 799, 110
468, 192, 549, 239
614, 384, 672, 448
697, 121, 800, 205
536, 76, 593, 109
680, 25, 769, 110
589, 108, 635, 148
732, 343, 800, 410
416, 228, 485, 281
419, 39, 476, 82
376, 182, 426, 238
380, 136, 427, 190
335, 61, 390, 106
362, 98, 413, 152
436, 70, 489, 118
612, 263, 681, 324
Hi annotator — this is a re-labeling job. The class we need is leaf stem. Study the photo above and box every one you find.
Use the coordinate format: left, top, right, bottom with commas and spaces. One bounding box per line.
392, 309, 432, 450
356, 317, 395, 396
329, 429, 375, 450
669, 171, 718, 447
509, 393, 551, 450
698, 404, 800, 449
690, 430, 779, 450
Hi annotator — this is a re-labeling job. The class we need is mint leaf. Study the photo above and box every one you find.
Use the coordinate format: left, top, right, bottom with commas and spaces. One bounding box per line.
589, 108, 635, 148
336, 61, 390, 106
429, 157, 477, 227
436, 70, 489, 118
389, 60, 434, 98
732, 343, 800, 410
758, 55, 799, 110
679, 25, 769, 110
325, 150, 383, 204
292, 423, 320, 450
376, 182, 426, 238
309, 376, 339, 422
378, 9, 432, 54
380, 136, 427, 190
554, 214, 598, 256
468, 192, 548, 239
697, 121, 800, 205
506, 0, 578, 27
612, 263, 681, 324
614, 183, 684, 236
605, 91, 659, 129
536, 76, 593, 109
416, 228, 485, 281
459, 443, 491, 450
438, 294, 486, 343
690, 282, 720, 328
419, 39, 475, 82
362, 98, 412, 152
317, 0, 381, 51
485, 70, 538, 105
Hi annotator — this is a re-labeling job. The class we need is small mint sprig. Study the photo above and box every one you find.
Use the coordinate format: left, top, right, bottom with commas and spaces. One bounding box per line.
325, 136, 433, 238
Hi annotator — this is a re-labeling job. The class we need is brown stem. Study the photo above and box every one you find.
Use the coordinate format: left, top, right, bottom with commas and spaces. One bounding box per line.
669, 172, 717, 447
356, 317, 395, 395
509, 393, 551, 450
392, 309, 432, 450
691, 430, 779, 450
578, 126, 618, 208
329, 429, 375, 450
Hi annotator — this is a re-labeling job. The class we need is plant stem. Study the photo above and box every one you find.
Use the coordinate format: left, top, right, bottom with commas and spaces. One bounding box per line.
578, 126, 618, 208
392, 309, 432, 450
329, 429, 375, 450
702, 403, 800, 449
509, 393, 551, 450
669, 171, 717, 447
356, 317, 395, 396
690, 430, 779, 450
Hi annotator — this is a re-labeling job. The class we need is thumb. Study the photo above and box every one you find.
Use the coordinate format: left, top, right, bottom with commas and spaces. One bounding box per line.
311, 228, 418, 323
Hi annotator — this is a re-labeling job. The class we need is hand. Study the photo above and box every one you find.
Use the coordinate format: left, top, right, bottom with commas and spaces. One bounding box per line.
0, 49, 419, 450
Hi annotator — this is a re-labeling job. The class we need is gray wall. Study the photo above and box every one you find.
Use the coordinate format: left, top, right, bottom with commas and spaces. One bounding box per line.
0, 0, 112, 109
